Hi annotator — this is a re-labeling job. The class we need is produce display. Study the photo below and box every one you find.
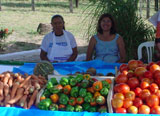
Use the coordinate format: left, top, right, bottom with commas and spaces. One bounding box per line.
0, 71, 47, 109
37, 74, 112, 113
112, 60, 160, 114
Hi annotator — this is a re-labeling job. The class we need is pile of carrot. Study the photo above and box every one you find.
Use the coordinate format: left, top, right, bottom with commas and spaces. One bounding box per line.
0, 71, 47, 109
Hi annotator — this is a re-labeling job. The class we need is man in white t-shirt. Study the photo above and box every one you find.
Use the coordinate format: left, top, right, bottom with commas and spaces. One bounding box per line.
40, 15, 78, 62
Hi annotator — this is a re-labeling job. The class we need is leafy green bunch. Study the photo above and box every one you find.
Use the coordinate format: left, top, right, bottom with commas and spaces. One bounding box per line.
86, 0, 155, 61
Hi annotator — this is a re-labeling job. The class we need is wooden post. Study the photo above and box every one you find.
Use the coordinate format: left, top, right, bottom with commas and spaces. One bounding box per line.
69, 0, 73, 13
155, 0, 158, 11
0, 0, 2, 11
139, 0, 142, 18
31, 0, 35, 11
146, 0, 150, 18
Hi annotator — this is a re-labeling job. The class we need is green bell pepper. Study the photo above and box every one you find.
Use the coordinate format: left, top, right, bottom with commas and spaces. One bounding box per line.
42, 89, 51, 98
98, 106, 107, 113
82, 103, 91, 111
80, 81, 89, 88
89, 106, 97, 112
70, 86, 79, 97
59, 93, 69, 105
49, 86, 60, 94
79, 88, 87, 97
49, 103, 58, 111
38, 98, 52, 110
66, 104, 75, 112
69, 78, 77, 86
50, 77, 58, 85
102, 80, 110, 89
75, 74, 83, 83
46, 81, 53, 90
60, 77, 69, 86
100, 87, 109, 96
75, 105, 83, 112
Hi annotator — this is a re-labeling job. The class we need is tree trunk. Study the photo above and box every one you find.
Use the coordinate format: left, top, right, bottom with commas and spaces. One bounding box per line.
75, 0, 79, 8
139, 0, 142, 18
146, 0, 150, 18
0, 0, 2, 11
155, 0, 158, 11
69, 0, 73, 13
31, 0, 35, 11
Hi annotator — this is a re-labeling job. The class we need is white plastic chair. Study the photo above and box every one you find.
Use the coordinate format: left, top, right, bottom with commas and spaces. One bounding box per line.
75, 53, 86, 61
137, 41, 155, 63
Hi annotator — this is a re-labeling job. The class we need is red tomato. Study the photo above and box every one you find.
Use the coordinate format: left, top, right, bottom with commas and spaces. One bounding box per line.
155, 75, 160, 85
133, 97, 143, 108
139, 105, 150, 114
128, 106, 138, 114
140, 81, 150, 89
121, 70, 128, 76
127, 77, 139, 89
115, 108, 127, 113
134, 67, 147, 77
146, 94, 159, 107
141, 78, 152, 84
128, 60, 139, 71
127, 71, 135, 78
113, 93, 125, 100
147, 62, 155, 70
139, 89, 151, 100
155, 90, 160, 99
153, 70, 160, 79
151, 106, 160, 114
114, 83, 130, 94
123, 99, 133, 108
112, 98, 123, 108
150, 64, 160, 73
115, 74, 128, 84
119, 64, 128, 73
144, 71, 153, 79
137, 60, 144, 67
149, 83, 159, 93
134, 87, 142, 97
124, 91, 135, 101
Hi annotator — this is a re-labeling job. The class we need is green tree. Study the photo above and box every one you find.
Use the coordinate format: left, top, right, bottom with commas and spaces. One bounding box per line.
86, 0, 155, 62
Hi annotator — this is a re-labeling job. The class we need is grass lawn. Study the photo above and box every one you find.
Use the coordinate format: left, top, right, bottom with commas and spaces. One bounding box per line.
0, 0, 158, 55
0, 0, 92, 54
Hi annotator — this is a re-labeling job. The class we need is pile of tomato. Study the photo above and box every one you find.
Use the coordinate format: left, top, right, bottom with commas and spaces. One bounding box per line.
112, 60, 160, 114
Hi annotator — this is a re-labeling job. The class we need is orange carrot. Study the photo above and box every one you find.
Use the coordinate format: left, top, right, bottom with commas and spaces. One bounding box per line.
4, 84, 9, 97
0, 95, 4, 102
0, 81, 4, 96
4, 94, 10, 106
19, 94, 28, 107
10, 82, 20, 99
8, 88, 24, 104
8, 77, 13, 87
27, 89, 38, 109
24, 101, 28, 109
3, 76, 10, 85
19, 76, 31, 88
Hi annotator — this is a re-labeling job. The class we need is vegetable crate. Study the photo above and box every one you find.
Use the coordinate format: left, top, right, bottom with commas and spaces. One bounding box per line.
36, 74, 114, 113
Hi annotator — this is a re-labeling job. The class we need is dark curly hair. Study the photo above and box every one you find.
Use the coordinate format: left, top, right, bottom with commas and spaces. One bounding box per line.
51, 14, 65, 30
97, 13, 116, 34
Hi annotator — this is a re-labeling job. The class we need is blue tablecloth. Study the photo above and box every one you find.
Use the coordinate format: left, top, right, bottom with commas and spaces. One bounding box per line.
13, 60, 121, 75
1, 60, 158, 116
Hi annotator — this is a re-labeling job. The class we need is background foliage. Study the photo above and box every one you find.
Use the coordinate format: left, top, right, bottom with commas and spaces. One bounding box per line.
87, 0, 155, 62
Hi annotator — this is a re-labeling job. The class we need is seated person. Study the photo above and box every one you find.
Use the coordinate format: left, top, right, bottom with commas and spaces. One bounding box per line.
40, 15, 78, 62
86, 13, 126, 63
